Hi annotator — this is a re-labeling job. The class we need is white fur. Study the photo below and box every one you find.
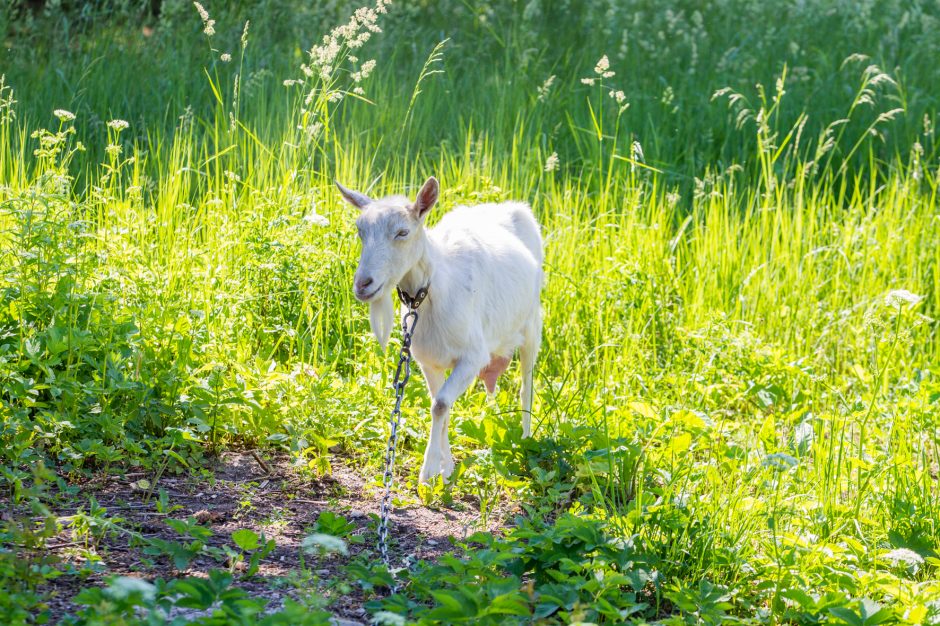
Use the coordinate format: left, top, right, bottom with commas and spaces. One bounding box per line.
338, 177, 543, 482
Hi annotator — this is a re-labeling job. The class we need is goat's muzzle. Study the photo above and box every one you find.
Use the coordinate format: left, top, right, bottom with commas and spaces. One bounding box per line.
354, 277, 384, 302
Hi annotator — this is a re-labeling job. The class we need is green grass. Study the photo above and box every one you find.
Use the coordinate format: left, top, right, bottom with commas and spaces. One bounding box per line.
1, 0, 939, 624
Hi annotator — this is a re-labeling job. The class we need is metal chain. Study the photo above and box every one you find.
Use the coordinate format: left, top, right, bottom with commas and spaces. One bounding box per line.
378, 284, 428, 592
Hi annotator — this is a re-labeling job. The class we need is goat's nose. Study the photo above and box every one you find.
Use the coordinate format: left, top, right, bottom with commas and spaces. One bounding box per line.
355, 276, 374, 291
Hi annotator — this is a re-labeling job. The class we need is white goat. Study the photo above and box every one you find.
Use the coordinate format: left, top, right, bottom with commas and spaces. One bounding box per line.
337, 176, 543, 482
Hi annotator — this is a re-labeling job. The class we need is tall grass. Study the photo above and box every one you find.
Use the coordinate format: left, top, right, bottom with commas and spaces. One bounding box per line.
1, 0, 939, 622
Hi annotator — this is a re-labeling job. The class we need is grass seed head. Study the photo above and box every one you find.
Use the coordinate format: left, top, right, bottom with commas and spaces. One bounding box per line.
544, 152, 559, 172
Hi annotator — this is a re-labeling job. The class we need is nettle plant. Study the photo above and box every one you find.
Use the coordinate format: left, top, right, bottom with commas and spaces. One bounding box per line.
0, 113, 188, 474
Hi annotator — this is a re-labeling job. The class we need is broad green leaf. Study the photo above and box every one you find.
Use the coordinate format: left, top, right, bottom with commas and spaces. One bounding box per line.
628, 402, 657, 419
669, 432, 692, 454
232, 529, 260, 551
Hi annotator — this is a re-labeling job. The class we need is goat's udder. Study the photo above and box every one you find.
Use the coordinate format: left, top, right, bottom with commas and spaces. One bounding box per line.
478, 355, 511, 394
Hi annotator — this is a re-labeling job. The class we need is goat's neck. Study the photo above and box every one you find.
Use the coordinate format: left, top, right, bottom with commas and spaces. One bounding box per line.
398, 234, 436, 303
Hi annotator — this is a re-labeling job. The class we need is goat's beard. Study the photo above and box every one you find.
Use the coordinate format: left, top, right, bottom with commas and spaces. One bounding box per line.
369, 290, 395, 350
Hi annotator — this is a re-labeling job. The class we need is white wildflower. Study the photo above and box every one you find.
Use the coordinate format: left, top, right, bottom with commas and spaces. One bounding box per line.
107, 119, 129, 131
580, 77, 596, 86
220, 53, 232, 63
372, 612, 405, 626
609, 89, 626, 104
884, 289, 923, 309
304, 206, 329, 227
544, 152, 559, 172
882, 548, 924, 567
53, 109, 75, 122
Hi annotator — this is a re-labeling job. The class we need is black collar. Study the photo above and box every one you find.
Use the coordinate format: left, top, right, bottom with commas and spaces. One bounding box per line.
396, 283, 429, 310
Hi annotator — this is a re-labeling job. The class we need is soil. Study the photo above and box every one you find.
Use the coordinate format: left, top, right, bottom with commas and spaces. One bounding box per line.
34, 452, 507, 623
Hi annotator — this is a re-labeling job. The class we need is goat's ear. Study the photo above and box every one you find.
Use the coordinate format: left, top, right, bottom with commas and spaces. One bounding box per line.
411, 176, 439, 220
335, 180, 372, 210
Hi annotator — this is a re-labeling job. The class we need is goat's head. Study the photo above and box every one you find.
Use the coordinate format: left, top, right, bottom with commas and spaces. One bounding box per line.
336, 176, 439, 347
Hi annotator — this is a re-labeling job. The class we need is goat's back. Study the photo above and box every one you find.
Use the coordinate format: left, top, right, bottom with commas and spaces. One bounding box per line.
434, 201, 543, 263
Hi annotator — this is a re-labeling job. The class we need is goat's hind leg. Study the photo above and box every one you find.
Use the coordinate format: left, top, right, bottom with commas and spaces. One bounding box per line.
519, 314, 542, 438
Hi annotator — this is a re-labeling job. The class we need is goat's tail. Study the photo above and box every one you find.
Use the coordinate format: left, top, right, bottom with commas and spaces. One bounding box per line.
506, 201, 544, 262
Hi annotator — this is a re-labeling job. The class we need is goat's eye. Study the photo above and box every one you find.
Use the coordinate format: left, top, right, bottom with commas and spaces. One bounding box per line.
395, 229, 410, 239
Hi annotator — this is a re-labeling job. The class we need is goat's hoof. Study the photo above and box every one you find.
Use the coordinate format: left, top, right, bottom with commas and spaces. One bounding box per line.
419, 458, 454, 484
419, 460, 440, 484
440, 457, 455, 480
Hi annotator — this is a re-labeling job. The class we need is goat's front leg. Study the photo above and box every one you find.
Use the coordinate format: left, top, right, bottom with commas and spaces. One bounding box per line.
420, 363, 445, 399
419, 355, 485, 483
419, 364, 449, 474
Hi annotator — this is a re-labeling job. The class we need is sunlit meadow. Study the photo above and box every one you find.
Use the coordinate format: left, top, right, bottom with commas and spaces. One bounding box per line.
1, 0, 939, 624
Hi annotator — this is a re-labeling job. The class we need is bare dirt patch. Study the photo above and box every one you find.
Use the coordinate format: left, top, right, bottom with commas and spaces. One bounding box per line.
37, 452, 507, 622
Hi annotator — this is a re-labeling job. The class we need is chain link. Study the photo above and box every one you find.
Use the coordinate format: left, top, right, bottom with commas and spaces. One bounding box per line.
378, 285, 428, 593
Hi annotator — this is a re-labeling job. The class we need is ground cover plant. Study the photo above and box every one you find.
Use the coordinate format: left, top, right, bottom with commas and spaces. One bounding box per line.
1, 0, 939, 623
